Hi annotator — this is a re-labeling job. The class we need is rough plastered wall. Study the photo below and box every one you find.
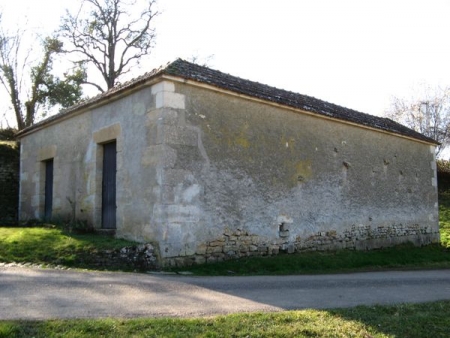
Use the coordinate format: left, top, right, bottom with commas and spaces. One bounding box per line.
18, 78, 440, 268
155, 82, 439, 267
19, 86, 160, 242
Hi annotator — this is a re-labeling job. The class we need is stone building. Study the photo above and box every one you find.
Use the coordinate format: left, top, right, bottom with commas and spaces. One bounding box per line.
17, 59, 440, 267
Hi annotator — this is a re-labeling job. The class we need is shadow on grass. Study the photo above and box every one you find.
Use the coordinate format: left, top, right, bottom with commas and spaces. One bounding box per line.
330, 300, 450, 338
1, 301, 449, 337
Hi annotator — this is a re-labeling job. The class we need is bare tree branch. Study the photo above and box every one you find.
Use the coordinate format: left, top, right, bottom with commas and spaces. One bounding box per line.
0, 15, 84, 129
60, 0, 158, 92
385, 85, 450, 156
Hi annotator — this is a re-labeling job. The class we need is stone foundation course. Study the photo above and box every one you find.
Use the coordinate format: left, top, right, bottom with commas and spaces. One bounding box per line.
80, 244, 160, 271
163, 223, 439, 268
0, 243, 160, 271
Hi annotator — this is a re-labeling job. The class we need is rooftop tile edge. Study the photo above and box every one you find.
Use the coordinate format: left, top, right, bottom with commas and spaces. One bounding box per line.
16, 58, 439, 145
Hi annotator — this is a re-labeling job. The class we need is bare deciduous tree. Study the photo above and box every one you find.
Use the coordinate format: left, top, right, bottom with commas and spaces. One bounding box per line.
188, 53, 215, 67
60, 0, 158, 93
0, 15, 84, 130
385, 86, 450, 156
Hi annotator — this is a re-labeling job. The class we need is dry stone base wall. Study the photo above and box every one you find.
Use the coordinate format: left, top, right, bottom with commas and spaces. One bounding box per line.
84, 244, 159, 271
162, 224, 440, 268
1, 244, 160, 272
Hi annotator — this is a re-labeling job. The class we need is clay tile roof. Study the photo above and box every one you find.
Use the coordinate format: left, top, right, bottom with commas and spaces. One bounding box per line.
17, 58, 439, 145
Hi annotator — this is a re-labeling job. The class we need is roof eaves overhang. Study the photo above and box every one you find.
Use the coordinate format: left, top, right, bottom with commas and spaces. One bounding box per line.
16, 74, 166, 139
16, 68, 440, 148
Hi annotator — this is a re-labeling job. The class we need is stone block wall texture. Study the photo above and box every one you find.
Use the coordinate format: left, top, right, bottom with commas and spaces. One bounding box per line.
0, 141, 19, 225
159, 82, 440, 267
18, 79, 440, 267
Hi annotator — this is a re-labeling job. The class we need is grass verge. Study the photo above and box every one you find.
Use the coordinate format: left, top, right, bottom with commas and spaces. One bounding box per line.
2, 225, 448, 274
174, 242, 450, 276
0, 226, 136, 270
1, 300, 449, 338
1, 192, 450, 274
439, 191, 450, 247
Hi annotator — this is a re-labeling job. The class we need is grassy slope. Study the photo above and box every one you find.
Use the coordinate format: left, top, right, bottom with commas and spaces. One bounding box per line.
0, 227, 135, 269
1, 193, 450, 274
439, 191, 450, 246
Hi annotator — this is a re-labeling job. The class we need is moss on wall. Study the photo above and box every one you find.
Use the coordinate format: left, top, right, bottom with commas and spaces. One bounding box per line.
437, 160, 450, 192
0, 141, 19, 225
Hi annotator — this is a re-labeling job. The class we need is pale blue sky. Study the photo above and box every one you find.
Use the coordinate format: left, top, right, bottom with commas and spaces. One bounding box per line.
2, 0, 450, 122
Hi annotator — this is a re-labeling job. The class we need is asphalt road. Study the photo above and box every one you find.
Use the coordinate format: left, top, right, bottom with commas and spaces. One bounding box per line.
1, 266, 450, 320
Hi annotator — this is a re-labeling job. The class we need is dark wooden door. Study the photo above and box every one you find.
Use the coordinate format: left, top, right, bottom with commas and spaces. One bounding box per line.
44, 159, 53, 221
102, 141, 117, 229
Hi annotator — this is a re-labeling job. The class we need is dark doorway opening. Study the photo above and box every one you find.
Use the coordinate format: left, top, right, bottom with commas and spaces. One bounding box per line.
102, 141, 117, 229
44, 159, 53, 221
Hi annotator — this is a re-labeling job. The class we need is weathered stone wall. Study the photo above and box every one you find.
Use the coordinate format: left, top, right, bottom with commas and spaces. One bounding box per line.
19, 87, 159, 243
165, 224, 436, 267
82, 243, 159, 271
0, 141, 19, 225
18, 78, 440, 268
1, 243, 159, 271
155, 82, 440, 267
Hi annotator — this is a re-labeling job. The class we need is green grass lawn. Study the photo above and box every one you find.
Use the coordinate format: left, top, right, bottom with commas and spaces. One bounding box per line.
1, 195, 450, 337
439, 191, 450, 247
1, 300, 449, 338
1, 192, 450, 274
0, 226, 136, 270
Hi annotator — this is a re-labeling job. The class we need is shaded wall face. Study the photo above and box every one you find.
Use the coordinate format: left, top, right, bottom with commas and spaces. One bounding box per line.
19, 88, 159, 242
157, 83, 439, 264
19, 113, 92, 223
0, 142, 19, 225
